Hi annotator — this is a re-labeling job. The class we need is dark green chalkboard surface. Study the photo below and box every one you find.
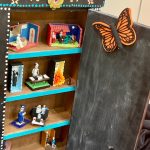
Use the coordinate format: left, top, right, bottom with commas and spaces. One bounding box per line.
67, 10, 150, 150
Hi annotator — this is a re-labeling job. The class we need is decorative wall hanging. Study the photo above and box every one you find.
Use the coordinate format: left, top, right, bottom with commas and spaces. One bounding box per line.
0, 0, 105, 8
93, 8, 136, 53
48, 0, 64, 9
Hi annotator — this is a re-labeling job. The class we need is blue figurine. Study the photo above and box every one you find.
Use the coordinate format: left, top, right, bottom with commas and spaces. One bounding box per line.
11, 105, 30, 128
51, 137, 56, 149
17, 105, 26, 125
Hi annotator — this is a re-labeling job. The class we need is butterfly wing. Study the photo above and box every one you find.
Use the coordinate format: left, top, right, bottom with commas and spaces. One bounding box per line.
116, 8, 136, 45
93, 22, 117, 52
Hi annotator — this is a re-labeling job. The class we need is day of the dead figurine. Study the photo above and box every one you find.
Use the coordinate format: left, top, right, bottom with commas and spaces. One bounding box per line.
47, 23, 83, 48
30, 105, 49, 126
8, 23, 40, 52
26, 63, 50, 91
11, 105, 30, 128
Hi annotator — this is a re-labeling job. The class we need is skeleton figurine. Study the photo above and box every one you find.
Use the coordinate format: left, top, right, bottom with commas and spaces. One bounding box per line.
88, 0, 94, 4
11, 0, 19, 4
70, 0, 78, 2
31, 105, 49, 126
30, 0, 40, 1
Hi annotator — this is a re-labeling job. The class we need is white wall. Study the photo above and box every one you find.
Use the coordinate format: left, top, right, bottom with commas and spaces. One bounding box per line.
100, 0, 150, 26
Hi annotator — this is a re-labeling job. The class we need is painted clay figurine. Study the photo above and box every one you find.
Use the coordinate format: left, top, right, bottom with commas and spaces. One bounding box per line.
17, 105, 26, 125
32, 62, 40, 79
11, 105, 30, 128
26, 63, 50, 91
31, 105, 49, 126
16, 34, 24, 49
51, 137, 56, 149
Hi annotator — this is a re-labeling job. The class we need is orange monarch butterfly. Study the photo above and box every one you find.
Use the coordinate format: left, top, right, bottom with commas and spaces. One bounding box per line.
93, 8, 136, 53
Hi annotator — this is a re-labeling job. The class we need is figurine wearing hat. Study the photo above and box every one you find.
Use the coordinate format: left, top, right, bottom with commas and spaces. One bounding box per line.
11, 105, 30, 128
17, 105, 26, 125
31, 105, 49, 126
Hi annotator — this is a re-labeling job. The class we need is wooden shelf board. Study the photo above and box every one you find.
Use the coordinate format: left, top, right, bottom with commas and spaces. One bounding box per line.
6, 84, 76, 102
12, 143, 66, 150
4, 111, 70, 140
8, 43, 82, 60
12, 143, 45, 150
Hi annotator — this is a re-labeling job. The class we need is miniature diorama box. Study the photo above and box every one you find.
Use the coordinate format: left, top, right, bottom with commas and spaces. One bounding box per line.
8, 23, 39, 52
1, 0, 150, 150
47, 24, 82, 48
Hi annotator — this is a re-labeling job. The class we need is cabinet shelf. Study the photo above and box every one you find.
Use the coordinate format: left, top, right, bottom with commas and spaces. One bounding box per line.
6, 85, 76, 102
11, 143, 66, 150
8, 43, 82, 60
4, 111, 70, 140
12, 143, 45, 150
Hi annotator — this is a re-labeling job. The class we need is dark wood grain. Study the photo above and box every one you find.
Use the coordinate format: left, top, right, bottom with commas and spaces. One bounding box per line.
67, 10, 150, 150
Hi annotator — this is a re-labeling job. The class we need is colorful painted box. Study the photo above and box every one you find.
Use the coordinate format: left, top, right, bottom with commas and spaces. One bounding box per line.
8, 23, 40, 52
47, 23, 83, 48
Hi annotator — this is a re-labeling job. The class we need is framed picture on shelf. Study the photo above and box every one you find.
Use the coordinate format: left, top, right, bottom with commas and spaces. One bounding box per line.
9, 62, 24, 93
49, 60, 65, 86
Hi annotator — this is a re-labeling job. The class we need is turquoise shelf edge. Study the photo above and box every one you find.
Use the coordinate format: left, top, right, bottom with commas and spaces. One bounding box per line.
4, 120, 70, 140
6, 86, 76, 102
8, 48, 82, 60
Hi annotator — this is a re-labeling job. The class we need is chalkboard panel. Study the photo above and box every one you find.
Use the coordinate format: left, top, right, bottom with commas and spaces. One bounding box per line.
0, 0, 105, 8
67, 10, 150, 150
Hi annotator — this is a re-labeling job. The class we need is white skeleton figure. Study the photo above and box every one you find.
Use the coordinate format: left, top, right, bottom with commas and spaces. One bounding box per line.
70, 0, 78, 2
30, 0, 40, 1
11, 0, 19, 4
88, 0, 94, 4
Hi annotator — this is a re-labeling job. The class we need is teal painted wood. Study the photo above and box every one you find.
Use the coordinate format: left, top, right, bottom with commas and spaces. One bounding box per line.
6, 86, 76, 102
4, 120, 70, 140
8, 48, 82, 60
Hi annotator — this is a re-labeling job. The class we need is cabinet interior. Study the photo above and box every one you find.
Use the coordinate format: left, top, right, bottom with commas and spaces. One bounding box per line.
5, 7, 88, 150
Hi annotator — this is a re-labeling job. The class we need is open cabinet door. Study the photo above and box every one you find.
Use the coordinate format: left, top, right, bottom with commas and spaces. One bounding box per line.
67, 10, 150, 150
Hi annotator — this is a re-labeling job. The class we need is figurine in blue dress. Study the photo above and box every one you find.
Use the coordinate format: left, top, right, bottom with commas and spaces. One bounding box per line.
17, 105, 26, 125
11, 104, 30, 128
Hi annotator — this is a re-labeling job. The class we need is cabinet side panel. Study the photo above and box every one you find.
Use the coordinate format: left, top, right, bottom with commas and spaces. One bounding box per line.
0, 9, 9, 100
67, 10, 150, 150
0, 8, 10, 149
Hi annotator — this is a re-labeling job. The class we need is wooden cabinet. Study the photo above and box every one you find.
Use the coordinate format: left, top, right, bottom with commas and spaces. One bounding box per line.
0, 1, 150, 150
0, 1, 104, 150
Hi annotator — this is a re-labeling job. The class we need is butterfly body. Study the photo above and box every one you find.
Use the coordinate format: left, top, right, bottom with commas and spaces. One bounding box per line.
110, 24, 123, 49
93, 8, 136, 53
